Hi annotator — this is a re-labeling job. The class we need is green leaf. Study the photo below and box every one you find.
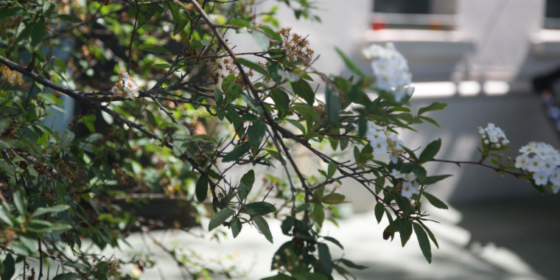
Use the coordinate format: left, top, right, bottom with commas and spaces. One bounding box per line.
295, 203, 310, 213
19, 235, 37, 253
318, 243, 333, 275
234, 58, 269, 78
293, 272, 327, 280
326, 84, 340, 126
222, 142, 251, 162
174, 18, 189, 35
335, 47, 365, 76
1, 254, 15, 280
153, 63, 171, 69
259, 25, 282, 42
31, 205, 70, 217
418, 102, 447, 115
400, 219, 413, 247
253, 216, 273, 243
340, 258, 368, 270
327, 161, 337, 178
262, 274, 292, 280
268, 62, 282, 84
0, 203, 13, 226
244, 202, 276, 215
253, 31, 270, 51
227, 105, 243, 132
248, 120, 265, 151
418, 139, 441, 164
139, 44, 173, 55
374, 202, 384, 223
52, 273, 80, 280
418, 220, 439, 249
313, 203, 325, 227
31, 16, 46, 49
214, 88, 224, 107
420, 174, 452, 185
0, 7, 21, 18
55, 57, 67, 73
13, 188, 26, 216
413, 223, 432, 263
146, 110, 158, 128
291, 79, 315, 106
422, 192, 448, 209
412, 165, 427, 182
287, 119, 305, 134
270, 88, 290, 116
57, 14, 82, 23
195, 173, 209, 202
238, 170, 255, 201
323, 236, 344, 249
322, 193, 345, 204
419, 116, 440, 127
229, 19, 252, 28
59, 130, 75, 149
27, 220, 52, 232
231, 217, 242, 238
208, 208, 235, 231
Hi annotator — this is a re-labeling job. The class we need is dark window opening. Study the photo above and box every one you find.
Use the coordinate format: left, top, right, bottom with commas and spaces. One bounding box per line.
545, 0, 560, 29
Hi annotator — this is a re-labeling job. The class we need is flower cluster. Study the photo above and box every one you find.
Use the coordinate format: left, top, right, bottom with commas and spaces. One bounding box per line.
366, 121, 404, 164
515, 142, 560, 193
111, 71, 139, 100
478, 123, 509, 148
391, 169, 419, 198
362, 43, 414, 102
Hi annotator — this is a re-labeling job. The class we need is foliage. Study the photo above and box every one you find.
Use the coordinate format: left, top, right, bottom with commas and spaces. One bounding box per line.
0, 0, 554, 279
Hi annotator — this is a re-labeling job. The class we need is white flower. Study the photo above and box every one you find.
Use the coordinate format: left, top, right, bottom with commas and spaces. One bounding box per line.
111, 70, 140, 100
365, 121, 404, 163
550, 169, 560, 186
541, 159, 556, 175
391, 169, 403, 179
552, 185, 560, 194
479, 123, 508, 148
403, 172, 417, 182
533, 172, 549, 186
515, 154, 529, 169
372, 140, 388, 154
363, 43, 412, 101
401, 180, 419, 198
527, 158, 544, 173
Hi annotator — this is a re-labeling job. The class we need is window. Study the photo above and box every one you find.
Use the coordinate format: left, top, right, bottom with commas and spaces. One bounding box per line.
545, 0, 560, 29
372, 0, 457, 30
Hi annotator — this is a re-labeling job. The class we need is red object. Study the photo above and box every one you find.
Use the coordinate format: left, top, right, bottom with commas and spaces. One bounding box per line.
372, 19, 386, 30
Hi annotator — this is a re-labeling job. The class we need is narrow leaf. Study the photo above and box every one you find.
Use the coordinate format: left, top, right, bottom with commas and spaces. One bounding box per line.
244, 202, 276, 215
238, 170, 255, 201
208, 208, 235, 231
253, 216, 273, 243
31, 16, 46, 49
195, 173, 209, 202
291, 79, 315, 106
139, 44, 173, 55
234, 58, 269, 77
317, 243, 333, 275
222, 142, 251, 162
422, 192, 448, 209
418, 139, 441, 163
413, 223, 432, 263
418, 102, 448, 115
335, 47, 365, 76
231, 217, 242, 238
31, 205, 70, 217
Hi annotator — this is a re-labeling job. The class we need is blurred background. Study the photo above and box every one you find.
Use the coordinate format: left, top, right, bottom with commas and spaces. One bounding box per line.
55, 0, 560, 279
